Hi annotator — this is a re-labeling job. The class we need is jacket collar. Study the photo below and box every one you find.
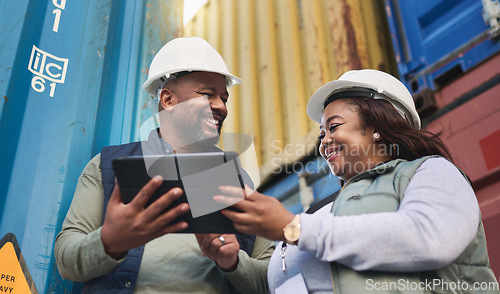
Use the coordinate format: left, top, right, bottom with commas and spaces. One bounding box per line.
345, 158, 407, 184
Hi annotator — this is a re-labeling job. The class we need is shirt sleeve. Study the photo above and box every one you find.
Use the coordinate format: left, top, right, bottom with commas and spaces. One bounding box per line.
298, 157, 480, 271
224, 236, 276, 294
54, 154, 125, 281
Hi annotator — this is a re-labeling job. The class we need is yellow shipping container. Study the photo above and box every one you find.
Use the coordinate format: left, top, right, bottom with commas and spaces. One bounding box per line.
183, 0, 397, 185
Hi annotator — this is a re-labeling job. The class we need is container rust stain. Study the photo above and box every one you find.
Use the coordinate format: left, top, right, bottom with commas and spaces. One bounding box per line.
182, 0, 396, 174
3, 96, 7, 101
341, 0, 361, 70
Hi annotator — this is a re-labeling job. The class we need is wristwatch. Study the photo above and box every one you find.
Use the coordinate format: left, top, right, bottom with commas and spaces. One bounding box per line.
283, 214, 301, 245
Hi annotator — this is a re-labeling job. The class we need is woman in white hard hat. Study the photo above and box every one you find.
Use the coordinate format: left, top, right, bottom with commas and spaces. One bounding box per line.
216, 69, 498, 293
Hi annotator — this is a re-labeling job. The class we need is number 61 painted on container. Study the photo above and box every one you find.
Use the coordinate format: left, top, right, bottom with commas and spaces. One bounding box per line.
28, 45, 69, 98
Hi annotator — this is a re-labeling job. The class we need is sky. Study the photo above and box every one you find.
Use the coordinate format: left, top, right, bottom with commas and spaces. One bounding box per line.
183, 0, 209, 25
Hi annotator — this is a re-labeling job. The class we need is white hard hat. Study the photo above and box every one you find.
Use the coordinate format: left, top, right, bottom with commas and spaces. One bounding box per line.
306, 69, 421, 129
143, 37, 241, 97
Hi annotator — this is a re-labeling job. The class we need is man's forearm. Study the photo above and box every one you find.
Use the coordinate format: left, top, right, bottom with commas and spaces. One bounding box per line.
55, 227, 123, 281
224, 251, 271, 294
224, 237, 274, 294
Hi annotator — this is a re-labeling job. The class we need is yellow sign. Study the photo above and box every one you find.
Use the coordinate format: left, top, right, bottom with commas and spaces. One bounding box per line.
0, 234, 36, 294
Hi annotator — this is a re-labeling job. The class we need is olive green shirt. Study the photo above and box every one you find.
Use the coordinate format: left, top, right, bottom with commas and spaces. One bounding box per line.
55, 154, 275, 294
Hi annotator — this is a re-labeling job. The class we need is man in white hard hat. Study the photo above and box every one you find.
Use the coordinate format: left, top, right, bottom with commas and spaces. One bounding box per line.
55, 37, 274, 294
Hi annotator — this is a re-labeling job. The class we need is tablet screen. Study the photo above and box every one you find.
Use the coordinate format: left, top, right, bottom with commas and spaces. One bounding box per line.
112, 152, 247, 233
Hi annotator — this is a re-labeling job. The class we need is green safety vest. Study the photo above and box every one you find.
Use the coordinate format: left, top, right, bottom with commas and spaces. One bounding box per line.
329, 156, 499, 294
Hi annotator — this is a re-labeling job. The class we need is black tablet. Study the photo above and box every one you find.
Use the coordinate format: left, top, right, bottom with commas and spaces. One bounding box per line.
112, 152, 248, 233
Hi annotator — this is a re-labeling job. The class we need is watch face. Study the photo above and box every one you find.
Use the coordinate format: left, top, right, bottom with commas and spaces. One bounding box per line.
285, 226, 300, 242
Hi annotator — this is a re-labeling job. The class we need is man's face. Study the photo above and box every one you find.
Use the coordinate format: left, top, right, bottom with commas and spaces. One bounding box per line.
160, 72, 229, 148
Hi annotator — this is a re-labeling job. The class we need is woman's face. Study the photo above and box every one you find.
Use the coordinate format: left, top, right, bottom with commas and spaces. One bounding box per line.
319, 99, 387, 181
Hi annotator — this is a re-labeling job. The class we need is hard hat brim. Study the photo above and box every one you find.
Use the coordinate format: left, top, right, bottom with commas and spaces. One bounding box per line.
307, 80, 380, 123
307, 79, 421, 129
143, 69, 241, 98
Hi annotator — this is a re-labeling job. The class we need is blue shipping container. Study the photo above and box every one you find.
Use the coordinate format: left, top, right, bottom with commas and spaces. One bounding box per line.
0, 0, 182, 292
385, 0, 500, 94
